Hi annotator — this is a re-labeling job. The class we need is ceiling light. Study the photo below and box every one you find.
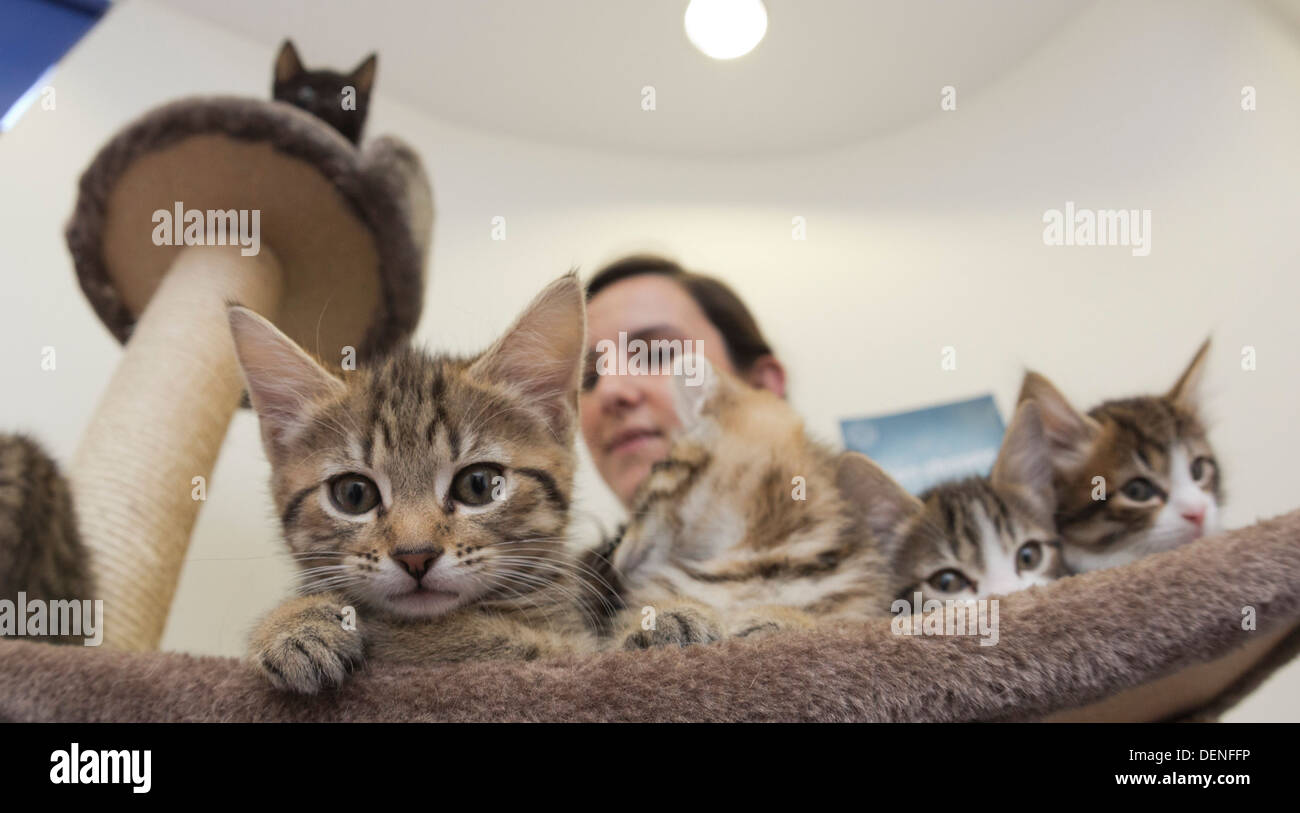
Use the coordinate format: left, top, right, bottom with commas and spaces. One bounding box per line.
684, 0, 768, 60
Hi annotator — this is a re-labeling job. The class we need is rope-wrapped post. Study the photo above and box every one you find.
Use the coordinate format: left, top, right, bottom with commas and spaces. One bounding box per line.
64, 97, 433, 651
71, 247, 283, 651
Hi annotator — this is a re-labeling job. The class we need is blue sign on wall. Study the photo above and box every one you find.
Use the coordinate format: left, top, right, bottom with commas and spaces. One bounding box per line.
840, 394, 1006, 495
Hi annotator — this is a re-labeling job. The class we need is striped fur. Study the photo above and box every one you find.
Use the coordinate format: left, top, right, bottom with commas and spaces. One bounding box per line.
882, 402, 1065, 603
0, 434, 92, 645
232, 275, 609, 693
1018, 339, 1222, 573
606, 359, 902, 648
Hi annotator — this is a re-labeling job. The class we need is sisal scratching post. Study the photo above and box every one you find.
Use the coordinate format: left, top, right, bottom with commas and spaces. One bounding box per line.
70, 247, 283, 651
65, 96, 434, 651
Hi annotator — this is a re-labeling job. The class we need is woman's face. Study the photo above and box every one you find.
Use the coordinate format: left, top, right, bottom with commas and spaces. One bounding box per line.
580, 275, 737, 506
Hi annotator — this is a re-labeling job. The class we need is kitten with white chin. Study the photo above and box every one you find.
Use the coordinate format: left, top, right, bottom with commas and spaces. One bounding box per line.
232, 275, 608, 694
863, 401, 1066, 605
1018, 339, 1221, 574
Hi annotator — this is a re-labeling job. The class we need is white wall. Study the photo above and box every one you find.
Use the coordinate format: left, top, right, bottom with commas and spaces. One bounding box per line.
2, 0, 1298, 720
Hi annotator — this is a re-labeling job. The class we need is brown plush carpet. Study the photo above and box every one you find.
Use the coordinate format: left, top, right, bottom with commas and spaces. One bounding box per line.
2, 509, 1298, 722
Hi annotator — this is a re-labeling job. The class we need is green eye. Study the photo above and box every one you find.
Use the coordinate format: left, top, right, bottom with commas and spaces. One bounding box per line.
328, 474, 380, 515
451, 463, 503, 507
1017, 541, 1043, 571
1121, 477, 1159, 502
1191, 456, 1214, 483
927, 569, 970, 594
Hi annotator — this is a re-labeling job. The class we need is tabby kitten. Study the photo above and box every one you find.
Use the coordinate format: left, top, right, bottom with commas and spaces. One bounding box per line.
233, 275, 605, 694
869, 401, 1066, 605
1017, 339, 1221, 573
273, 39, 376, 145
0, 434, 92, 645
604, 357, 903, 648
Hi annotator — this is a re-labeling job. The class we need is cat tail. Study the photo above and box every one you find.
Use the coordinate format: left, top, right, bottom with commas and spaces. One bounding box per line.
0, 432, 95, 644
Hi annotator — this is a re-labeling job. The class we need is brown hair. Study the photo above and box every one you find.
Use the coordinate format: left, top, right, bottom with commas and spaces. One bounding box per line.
585, 255, 775, 374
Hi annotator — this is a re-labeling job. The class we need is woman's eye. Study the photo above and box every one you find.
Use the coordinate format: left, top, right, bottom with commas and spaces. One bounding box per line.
1191, 456, 1215, 484
1121, 477, 1159, 502
328, 474, 380, 515
1016, 541, 1043, 571
581, 369, 599, 393
927, 569, 970, 594
451, 463, 503, 507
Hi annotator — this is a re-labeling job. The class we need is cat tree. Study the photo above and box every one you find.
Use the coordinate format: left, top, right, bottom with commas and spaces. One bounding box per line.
1, 509, 1298, 721
63, 96, 433, 651
3, 93, 1297, 721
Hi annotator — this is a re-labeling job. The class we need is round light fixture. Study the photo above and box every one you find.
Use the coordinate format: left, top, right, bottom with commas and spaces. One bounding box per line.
684, 0, 768, 60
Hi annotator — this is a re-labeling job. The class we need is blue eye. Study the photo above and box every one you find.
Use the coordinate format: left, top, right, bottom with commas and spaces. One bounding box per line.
927, 569, 970, 593
1017, 541, 1043, 570
1121, 477, 1158, 502
297, 86, 317, 104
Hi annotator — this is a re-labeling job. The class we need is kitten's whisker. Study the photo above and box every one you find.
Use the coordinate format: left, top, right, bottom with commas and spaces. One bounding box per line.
488, 545, 623, 599
486, 563, 614, 629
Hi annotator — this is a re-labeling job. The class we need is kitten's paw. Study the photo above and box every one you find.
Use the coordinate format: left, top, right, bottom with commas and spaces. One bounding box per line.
727, 607, 815, 640
730, 619, 783, 638
250, 597, 365, 694
622, 606, 723, 650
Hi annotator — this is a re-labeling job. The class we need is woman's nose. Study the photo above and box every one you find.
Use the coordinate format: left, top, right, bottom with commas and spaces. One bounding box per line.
593, 371, 645, 412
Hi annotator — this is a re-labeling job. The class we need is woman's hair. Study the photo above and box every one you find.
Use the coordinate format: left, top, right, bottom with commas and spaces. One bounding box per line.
585, 255, 775, 374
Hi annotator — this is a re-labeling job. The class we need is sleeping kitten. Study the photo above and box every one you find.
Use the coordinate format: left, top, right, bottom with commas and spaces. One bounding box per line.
273, 39, 376, 145
1017, 339, 1221, 573
602, 357, 903, 648
870, 401, 1066, 604
233, 275, 606, 694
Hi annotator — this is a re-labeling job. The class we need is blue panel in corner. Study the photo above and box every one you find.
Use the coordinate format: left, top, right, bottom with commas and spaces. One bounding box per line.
840, 394, 1006, 495
0, 0, 108, 131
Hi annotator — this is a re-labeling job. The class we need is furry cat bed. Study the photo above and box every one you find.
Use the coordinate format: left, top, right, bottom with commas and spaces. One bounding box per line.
2, 509, 1297, 722
60, 96, 433, 651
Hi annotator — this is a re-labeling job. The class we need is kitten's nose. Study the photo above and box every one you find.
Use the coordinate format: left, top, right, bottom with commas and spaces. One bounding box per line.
392, 548, 442, 580
1182, 507, 1205, 528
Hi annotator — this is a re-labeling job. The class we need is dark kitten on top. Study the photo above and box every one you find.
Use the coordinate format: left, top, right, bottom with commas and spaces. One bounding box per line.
273, 39, 376, 145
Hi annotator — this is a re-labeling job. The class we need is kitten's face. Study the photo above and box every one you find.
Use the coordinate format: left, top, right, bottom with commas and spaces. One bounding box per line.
273, 40, 375, 144
869, 402, 1064, 604
619, 358, 828, 567
1055, 398, 1220, 571
230, 276, 586, 619
889, 479, 1064, 604
1020, 340, 1220, 573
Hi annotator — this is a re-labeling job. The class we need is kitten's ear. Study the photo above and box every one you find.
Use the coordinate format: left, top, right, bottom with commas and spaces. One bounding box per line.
835, 451, 922, 552
275, 39, 304, 83
991, 401, 1056, 529
469, 273, 586, 440
1166, 337, 1211, 414
669, 352, 721, 433
228, 306, 345, 462
1017, 370, 1099, 472
350, 53, 377, 94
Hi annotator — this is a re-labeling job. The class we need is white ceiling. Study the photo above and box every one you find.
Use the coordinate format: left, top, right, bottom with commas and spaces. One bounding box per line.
159, 0, 1094, 158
